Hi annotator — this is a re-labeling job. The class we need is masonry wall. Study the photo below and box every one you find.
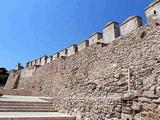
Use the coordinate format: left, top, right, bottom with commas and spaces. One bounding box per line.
22, 16, 143, 66
5, 22, 160, 119
145, 1, 160, 22
120, 16, 143, 35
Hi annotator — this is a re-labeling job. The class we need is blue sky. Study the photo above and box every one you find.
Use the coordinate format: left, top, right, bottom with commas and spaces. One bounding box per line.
0, 0, 153, 70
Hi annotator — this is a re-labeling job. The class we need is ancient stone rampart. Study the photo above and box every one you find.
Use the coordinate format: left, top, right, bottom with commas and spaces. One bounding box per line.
25, 15, 144, 67
5, 21, 160, 119
24, 0, 160, 68
5, 1, 160, 120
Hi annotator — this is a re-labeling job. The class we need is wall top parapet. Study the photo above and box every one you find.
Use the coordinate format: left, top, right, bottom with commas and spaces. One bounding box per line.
79, 40, 89, 44
59, 48, 67, 52
24, 0, 157, 69
121, 16, 142, 25
37, 55, 48, 60
145, 0, 160, 11
67, 44, 77, 48
89, 32, 102, 38
104, 21, 119, 28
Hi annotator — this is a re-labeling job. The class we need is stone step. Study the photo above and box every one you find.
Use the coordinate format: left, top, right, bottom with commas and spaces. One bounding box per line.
0, 118, 75, 120
0, 95, 51, 103
0, 106, 54, 109
0, 108, 57, 112
0, 95, 76, 120
0, 112, 76, 120
0, 101, 52, 106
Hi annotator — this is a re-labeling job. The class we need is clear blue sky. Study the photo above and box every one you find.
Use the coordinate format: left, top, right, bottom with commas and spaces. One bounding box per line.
0, 0, 153, 70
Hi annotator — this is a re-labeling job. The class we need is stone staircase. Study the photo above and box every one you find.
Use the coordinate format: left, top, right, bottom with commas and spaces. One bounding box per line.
0, 101, 56, 112
0, 95, 76, 120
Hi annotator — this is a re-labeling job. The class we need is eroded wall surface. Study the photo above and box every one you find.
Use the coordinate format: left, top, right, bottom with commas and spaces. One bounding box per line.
5, 22, 160, 120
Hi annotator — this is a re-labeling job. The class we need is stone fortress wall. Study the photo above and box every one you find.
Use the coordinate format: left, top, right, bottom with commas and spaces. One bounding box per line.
5, 0, 160, 120
24, 0, 160, 69
26, 16, 142, 68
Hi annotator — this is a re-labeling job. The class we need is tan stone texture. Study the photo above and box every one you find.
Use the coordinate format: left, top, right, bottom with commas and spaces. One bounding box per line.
5, 22, 160, 119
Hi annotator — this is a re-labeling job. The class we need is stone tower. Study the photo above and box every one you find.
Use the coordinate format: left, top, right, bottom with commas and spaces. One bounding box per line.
145, 0, 160, 22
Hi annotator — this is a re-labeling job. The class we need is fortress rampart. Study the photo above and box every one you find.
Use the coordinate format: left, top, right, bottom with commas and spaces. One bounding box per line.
24, 0, 160, 68
26, 16, 144, 68
5, 1, 160, 120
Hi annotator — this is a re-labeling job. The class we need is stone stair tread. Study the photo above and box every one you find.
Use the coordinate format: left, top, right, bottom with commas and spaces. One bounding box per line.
0, 95, 50, 103
0, 95, 75, 120
0, 102, 52, 106
0, 112, 76, 120
0, 118, 75, 120
0, 100, 49, 103
0, 106, 54, 109
0, 109, 57, 112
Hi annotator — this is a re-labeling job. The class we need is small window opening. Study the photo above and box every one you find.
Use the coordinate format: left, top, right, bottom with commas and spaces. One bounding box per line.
154, 10, 157, 15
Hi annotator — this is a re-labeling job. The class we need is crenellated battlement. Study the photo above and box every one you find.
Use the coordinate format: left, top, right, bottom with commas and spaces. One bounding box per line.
120, 16, 143, 35
24, 0, 160, 69
103, 21, 120, 44
145, 0, 160, 22
78, 40, 89, 52
88, 32, 103, 45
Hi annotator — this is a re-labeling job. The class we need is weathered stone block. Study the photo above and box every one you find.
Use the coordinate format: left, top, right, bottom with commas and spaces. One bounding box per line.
78, 40, 89, 51
134, 112, 147, 120
114, 112, 121, 119
131, 102, 141, 112
138, 97, 152, 103
40, 56, 48, 65
121, 94, 135, 101
46, 56, 52, 63
36, 58, 41, 66
31, 61, 36, 66
153, 97, 160, 104
103, 21, 120, 44
67, 44, 78, 57
157, 75, 160, 85
52, 53, 59, 61
156, 86, 160, 96
121, 113, 133, 120
143, 103, 158, 111
26, 62, 32, 67
88, 32, 103, 45
59, 49, 68, 57
143, 75, 157, 90
143, 90, 156, 98
145, 0, 160, 23
120, 16, 143, 35
111, 118, 120, 120
20, 67, 36, 79
122, 107, 132, 114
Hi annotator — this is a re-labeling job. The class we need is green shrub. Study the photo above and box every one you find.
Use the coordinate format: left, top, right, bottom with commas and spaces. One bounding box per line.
0, 68, 9, 85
